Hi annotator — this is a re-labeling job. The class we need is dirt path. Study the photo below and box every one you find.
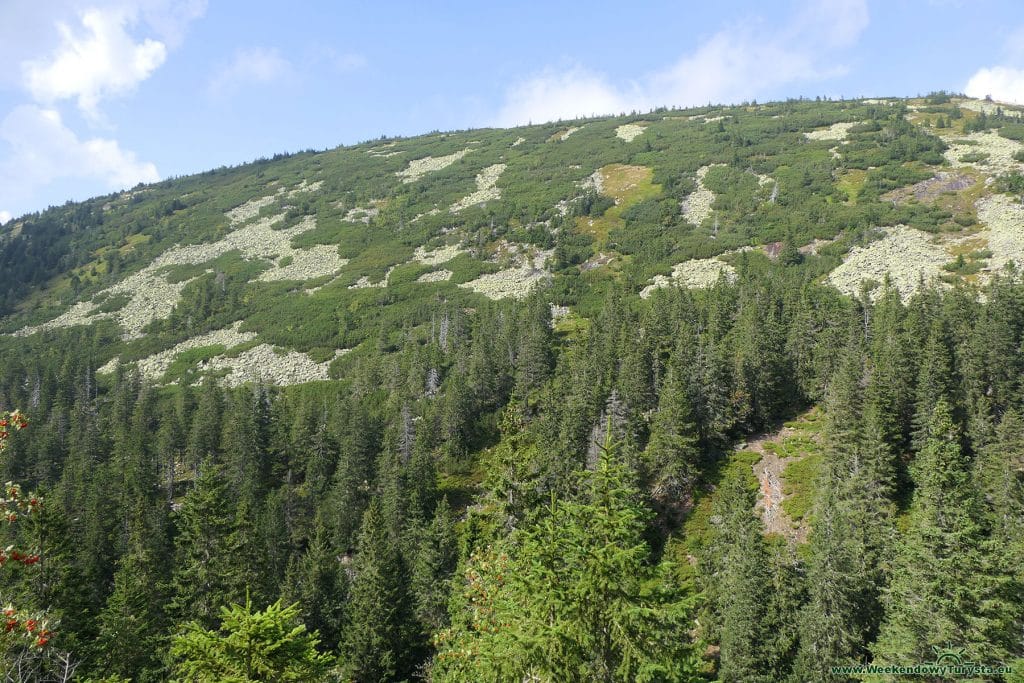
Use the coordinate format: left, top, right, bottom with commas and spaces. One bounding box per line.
738, 425, 810, 544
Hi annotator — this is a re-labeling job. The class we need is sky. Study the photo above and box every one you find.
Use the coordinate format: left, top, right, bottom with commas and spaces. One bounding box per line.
1, 0, 1023, 223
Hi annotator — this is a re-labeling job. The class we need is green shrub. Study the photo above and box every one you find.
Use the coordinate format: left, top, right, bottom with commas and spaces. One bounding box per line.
164, 344, 227, 383
998, 124, 1024, 141
959, 152, 990, 163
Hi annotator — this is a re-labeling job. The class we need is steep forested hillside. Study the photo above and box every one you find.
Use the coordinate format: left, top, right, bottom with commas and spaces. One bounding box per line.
0, 94, 1023, 681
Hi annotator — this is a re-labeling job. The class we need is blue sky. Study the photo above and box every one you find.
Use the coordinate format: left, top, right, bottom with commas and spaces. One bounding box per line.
1, 0, 1023, 222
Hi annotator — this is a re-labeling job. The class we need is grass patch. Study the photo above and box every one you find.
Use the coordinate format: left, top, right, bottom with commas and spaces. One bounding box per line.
946, 236, 989, 257
119, 233, 152, 254
942, 252, 985, 275
575, 164, 661, 246
782, 405, 825, 432
942, 243, 991, 281
681, 449, 761, 560
836, 169, 868, 204
552, 310, 589, 339
764, 434, 819, 459
780, 452, 824, 522
771, 408, 826, 524
929, 171, 986, 223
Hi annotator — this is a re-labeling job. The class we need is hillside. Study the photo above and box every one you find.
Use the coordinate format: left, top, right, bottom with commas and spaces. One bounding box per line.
1, 95, 1024, 680
5, 95, 1024, 386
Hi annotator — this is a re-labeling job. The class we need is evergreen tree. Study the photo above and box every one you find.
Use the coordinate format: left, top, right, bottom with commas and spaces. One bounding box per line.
693, 335, 735, 448
974, 410, 1024, 664
793, 486, 870, 681
171, 597, 332, 682
220, 389, 267, 496
409, 499, 458, 636
872, 400, 992, 664
433, 440, 697, 682
167, 460, 240, 628
513, 297, 554, 399
777, 229, 802, 266
865, 286, 915, 452
642, 361, 700, 530
154, 403, 184, 503
439, 369, 472, 460
281, 515, 347, 651
326, 400, 377, 551
615, 322, 654, 424
911, 318, 958, 449
93, 516, 168, 681
341, 499, 414, 682
227, 492, 273, 606
712, 476, 779, 683
185, 379, 223, 471
730, 288, 792, 430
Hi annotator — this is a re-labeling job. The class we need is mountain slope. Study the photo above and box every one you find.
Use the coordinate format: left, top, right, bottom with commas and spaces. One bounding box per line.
6, 95, 1024, 388
3, 95, 1024, 680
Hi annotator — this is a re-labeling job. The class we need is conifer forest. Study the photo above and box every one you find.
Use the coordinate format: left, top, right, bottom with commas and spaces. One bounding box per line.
1, 94, 1023, 681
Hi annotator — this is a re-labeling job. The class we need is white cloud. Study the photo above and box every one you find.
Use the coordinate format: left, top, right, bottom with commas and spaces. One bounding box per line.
0, 2, 199, 217
22, 6, 168, 119
0, 2, 205, 83
207, 47, 294, 98
0, 211, 11, 226
137, 0, 207, 48
964, 25, 1024, 105
965, 67, 1024, 105
495, 0, 869, 125
0, 105, 159, 211
496, 66, 640, 126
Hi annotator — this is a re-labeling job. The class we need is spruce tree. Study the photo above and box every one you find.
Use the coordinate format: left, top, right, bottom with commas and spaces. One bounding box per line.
872, 400, 992, 664
409, 499, 458, 636
513, 296, 554, 399
167, 460, 240, 628
434, 441, 697, 682
185, 379, 223, 471
911, 318, 958, 449
973, 410, 1024, 664
171, 597, 332, 682
219, 389, 266, 496
326, 400, 377, 550
281, 514, 347, 651
94, 517, 168, 681
341, 499, 414, 682
642, 362, 700, 530
713, 476, 777, 683
793, 486, 870, 681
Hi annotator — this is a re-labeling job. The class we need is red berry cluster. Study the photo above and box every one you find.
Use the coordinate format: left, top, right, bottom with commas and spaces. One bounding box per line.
0, 547, 40, 567
0, 482, 43, 523
2, 606, 50, 648
0, 411, 28, 452
0, 414, 52, 649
